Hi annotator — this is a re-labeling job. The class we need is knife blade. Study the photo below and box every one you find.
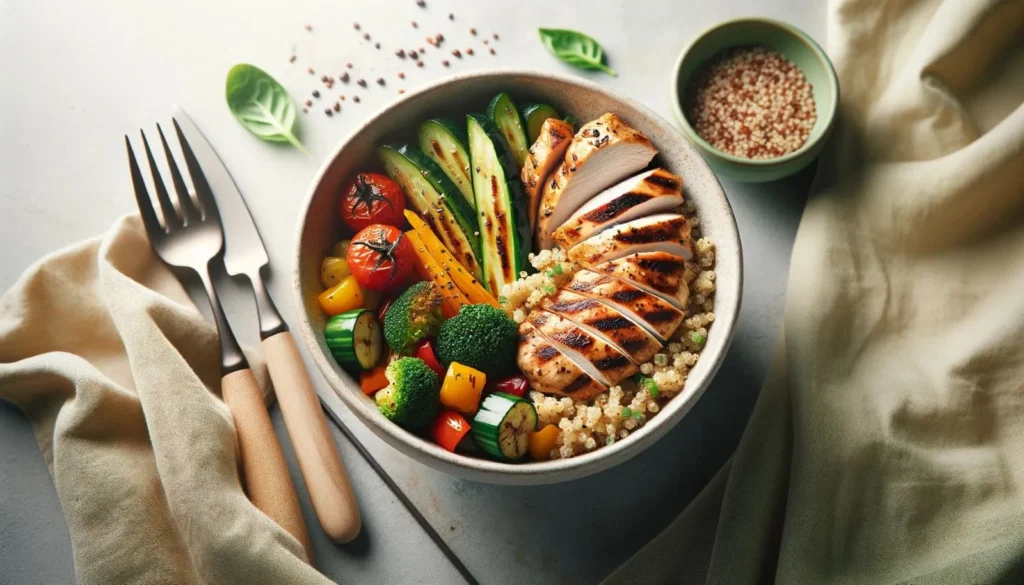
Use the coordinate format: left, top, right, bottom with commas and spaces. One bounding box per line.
171, 105, 269, 278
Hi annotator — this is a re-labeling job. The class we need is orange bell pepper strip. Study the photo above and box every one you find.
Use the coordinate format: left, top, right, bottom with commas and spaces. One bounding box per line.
360, 361, 389, 395
528, 424, 560, 460
404, 210, 498, 307
405, 230, 471, 318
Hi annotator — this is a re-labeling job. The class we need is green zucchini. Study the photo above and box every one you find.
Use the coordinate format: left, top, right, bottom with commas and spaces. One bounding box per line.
418, 119, 475, 209
325, 309, 382, 372
486, 92, 529, 168
377, 144, 483, 281
564, 115, 580, 133
471, 392, 537, 460
466, 113, 532, 294
520, 103, 561, 144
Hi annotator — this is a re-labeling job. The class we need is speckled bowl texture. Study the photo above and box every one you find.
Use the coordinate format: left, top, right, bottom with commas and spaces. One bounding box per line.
294, 70, 742, 485
671, 18, 839, 183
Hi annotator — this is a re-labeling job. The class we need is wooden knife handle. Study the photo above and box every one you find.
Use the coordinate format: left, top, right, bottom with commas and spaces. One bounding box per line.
262, 331, 362, 543
221, 367, 314, 561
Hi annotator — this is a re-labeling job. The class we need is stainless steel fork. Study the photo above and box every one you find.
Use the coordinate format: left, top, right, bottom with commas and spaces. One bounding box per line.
126, 124, 313, 560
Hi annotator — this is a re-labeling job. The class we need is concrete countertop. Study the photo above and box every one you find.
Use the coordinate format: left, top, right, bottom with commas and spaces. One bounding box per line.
0, 0, 823, 583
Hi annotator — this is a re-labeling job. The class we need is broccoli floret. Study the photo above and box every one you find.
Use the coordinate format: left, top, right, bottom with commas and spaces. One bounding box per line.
383, 281, 443, 354
435, 304, 519, 377
375, 357, 440, 429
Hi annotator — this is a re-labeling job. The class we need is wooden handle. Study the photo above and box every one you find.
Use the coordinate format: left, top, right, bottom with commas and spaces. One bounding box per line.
263, 331, 362, 543
221, 367, 314, 562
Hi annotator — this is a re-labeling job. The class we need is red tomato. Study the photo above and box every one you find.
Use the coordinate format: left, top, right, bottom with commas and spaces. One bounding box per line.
430, 410, 471, 452
412, 340, 445, 377
492, 374, 529, 398
346, 224, 415, 292
339, 173, 406, 232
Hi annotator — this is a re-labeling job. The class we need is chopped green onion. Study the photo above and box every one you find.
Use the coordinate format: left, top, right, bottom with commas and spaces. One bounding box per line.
542, 285, 556, 294
641, 376, 660, 398
498, 296, 508, 305
620, 407, 632, 418
606, 435, 616, 445
632, 411, 644, 421
552, 264, 563, 275
653, 353, 668, 367
689, 331, 706, 346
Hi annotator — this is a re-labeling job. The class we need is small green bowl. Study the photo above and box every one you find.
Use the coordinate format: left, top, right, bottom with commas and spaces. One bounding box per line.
670, 18, 839, 183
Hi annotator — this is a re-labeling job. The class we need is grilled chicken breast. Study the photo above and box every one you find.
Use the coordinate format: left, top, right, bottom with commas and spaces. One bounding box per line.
552, 169, 684, 250
542, 289, 662, 364
517, 321, 607, 400
588, 252, 691, 310
535, 114, 657, 250
566, 270, 685, 341
567, 213, 694, 266
527, 310, 638, 387
521, 118, 575, 232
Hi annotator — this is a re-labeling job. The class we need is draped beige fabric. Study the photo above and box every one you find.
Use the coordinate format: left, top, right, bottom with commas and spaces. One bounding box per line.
0, 215, 334, 584
606, 0, 1024, 583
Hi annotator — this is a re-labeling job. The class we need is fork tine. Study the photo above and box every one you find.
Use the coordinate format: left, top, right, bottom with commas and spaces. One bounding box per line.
171, 118, 219, 221
125, 136, 165, 239
156, 123, 201, 225
140, 129, 181, 230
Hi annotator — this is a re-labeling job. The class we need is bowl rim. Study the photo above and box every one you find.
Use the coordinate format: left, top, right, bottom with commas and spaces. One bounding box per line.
292, 68, 743, 482
669, 16, 839, 167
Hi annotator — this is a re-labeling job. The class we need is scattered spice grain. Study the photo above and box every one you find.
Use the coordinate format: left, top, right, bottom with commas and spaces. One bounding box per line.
489, 48, 496, 55
324, 108, 333, 116
333, 102, 341, 112
340, 72, 350, 82
411, 20, 418, 28
307, 66, 315, 75
416, 60, 424, 67
304, 24, 312, 31
353, 22, 361, 30
442, 59, 450, 67
289, 55, 297, 63
398, 72, 406, 79
312, 90, 320, 98
377, 77, 385, 86
449, 13, 454, 20
396, 48, 406, 58
353, 95, 361, 103
452, 49, 461, 58
470, 28, 477, 35
416, 0, 425, 6
357, 78, 367, 87
466, 48, 474, 56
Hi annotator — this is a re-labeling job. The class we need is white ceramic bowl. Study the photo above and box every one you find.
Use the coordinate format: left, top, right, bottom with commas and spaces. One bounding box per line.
293, 70, 742, 485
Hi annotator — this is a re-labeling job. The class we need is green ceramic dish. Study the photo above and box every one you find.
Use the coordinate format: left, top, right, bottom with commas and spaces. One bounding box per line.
670, 18, 839, 183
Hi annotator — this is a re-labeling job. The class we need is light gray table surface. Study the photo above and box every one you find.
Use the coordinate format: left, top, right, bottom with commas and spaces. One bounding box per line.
0, 1, 824, 583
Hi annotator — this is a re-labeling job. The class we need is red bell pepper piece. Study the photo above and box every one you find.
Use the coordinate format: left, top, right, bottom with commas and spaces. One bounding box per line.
413, 339, 445, 377
493, 374, 529, 397
430, 410, 471, 452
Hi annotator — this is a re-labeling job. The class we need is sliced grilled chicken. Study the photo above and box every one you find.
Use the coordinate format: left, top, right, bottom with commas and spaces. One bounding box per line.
567, 213, 694, 266
521, 118, 575, 232
527, 310, 638, 387
517, 321, 607, 400
541, 289, 662, 364
566, 269, 685, 341
588, 252, 691, 310
535, 113, 657, 250
552, 168, 683, 249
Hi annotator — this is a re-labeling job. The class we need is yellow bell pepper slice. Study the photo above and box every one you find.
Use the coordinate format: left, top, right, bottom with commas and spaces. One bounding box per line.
405, 230, 471, 318
440, 362, 487, 415
317, 275, 364, 316
528, 424, 560, 461
404, 210, 498, 307
320, 256, 351, 289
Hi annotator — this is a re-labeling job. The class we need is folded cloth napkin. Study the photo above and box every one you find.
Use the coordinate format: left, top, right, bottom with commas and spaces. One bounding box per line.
0, 215, 334, 584
606, 0, 1024, 583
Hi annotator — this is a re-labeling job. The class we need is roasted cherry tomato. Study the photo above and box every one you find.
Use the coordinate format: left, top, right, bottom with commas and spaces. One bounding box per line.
430, 410, 471, 452
346, 224, 416, 292
492, 374, 529, 398
339, 173, 406, 232
413, 339, 445, 377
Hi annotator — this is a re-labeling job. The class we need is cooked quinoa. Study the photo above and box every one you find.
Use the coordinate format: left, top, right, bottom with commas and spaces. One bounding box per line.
501, 201, 717, 460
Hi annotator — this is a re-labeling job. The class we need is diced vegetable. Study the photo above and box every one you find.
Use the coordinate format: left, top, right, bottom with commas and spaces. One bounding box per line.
404, 210, 498, 307
528, 424, 559, 460
360, 361, 390, 395
321, 257, 351, 289
382, 281, 443, 354
471, 392, 537, 461
440, 362, 487, 415
324, 309, 382, 372
375, 357, 441, 429
346, 224, 416, 292
493, 374, 529, 398
418, 119, 475, 208
338, 173, 406, 232
430, 410, 472, 452
689, 331, 706, 346
466, 114, 532, 294
435, 304, 520, 378
377, 145, 483, 281
405, 230, 472, 318
486, 92, 529, 168
520, 103, 561, 143
317, 275, 365, 316
413, 340, 445, 377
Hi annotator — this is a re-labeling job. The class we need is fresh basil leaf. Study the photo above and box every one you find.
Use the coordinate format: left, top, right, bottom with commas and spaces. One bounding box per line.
225, 64, 309, 154
538, 28, 616, 76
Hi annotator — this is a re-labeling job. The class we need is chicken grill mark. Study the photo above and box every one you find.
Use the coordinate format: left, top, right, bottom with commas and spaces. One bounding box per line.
644, 173, 680, 190
580, 193, 653, 224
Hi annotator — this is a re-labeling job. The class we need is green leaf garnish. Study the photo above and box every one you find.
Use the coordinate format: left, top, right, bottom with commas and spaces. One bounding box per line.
225, 64, 308, 154
620, 407, 632, 418
538, 29, 617, 76
498, 295, 508, 306
640, 376, 660, 399
542, 285, 556, 294
689, 331, 706, 346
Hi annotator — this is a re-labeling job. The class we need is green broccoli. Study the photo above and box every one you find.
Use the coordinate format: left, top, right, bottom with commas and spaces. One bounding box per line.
383, 281, 443, 354
375, 357, 440, 429
435, 304, 519, 377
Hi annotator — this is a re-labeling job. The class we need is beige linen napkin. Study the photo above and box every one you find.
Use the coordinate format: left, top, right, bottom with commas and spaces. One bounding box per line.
0, 215, 334, 584
607, 0, 1024, 583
